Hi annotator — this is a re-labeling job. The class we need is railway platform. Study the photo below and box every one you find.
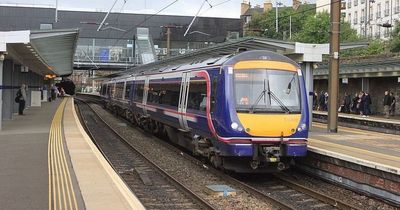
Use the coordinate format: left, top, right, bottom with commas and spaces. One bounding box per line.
0, 97, 144, 210
298, 122, 400, 205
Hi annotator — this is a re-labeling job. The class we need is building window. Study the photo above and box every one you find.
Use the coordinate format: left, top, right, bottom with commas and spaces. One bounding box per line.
369, 26, 373, 37
354, 11, 358, 24
361, 0, 365, 4
348, 13, 352, 24
40, 23, 53, 30
348, 0, 352, 8
384, 27, 390, 37
385, 1, 390, 16
361, 9, 365, 23
395, 0, 400, 14
369, 6, 374, 20
354, 0, 358, 6
377, 3, 381, 18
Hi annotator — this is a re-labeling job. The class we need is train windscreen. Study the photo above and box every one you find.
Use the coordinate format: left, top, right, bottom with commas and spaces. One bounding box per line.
234, 69, 301, 113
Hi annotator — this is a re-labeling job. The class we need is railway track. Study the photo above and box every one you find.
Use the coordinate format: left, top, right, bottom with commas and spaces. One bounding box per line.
75, 95, 362, 210
75, 98, 215, 210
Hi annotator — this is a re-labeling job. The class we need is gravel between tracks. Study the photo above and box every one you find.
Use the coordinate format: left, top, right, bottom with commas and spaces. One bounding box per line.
91, 104, 276, 210
284, 170, 398, 210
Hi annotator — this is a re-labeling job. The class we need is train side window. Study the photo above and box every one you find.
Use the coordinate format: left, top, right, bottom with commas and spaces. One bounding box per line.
187, 79, 207, 111
211, 77, 218, 113
115, 82, 124, 99
125, 81, 133, 100
134, 83, 145, 102
147, 82, 161, 104
159, 82, 180, 107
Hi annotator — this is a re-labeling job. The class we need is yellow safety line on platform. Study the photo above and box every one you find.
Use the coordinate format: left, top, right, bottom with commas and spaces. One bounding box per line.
309, 138, 400, 163
48, 99, 79, 210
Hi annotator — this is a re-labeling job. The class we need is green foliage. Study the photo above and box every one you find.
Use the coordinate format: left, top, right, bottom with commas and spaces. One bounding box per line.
247, 9, 359, 44
293, 12, 359, 43
341, 40, 385, 57
390, 21, 400, 52
245, 4, 316, 40
292, 12, 330, 43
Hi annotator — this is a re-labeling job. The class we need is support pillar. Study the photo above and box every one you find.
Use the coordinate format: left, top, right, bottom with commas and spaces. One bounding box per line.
327, 0, 341, 133
361, 77, 369, 92
0, 54, 4, 130
302, 62, 314, 130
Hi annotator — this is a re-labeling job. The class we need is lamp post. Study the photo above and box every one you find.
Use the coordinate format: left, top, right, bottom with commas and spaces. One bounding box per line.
275, 1, 282, 33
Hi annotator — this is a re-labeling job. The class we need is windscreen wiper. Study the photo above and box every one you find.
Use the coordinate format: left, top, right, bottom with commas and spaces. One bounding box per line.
250, 79, 267, 113
267, 79, 290, 113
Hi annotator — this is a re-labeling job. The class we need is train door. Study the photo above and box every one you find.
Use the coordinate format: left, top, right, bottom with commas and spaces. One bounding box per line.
143, 77, 150, 115
178, 72, 190, 131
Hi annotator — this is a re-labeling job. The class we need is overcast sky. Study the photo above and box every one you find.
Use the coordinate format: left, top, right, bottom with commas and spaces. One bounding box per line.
1, 0, 312, 18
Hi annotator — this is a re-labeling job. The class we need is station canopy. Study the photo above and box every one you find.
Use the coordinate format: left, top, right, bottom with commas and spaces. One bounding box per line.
0, 29, 79, 76
106, 37, 367, 78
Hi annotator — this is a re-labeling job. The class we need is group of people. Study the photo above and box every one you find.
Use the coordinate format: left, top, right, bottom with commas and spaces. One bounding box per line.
313, 91, 329, 111
341, 91, 372, 117
313, 90, 397, 118
383, 91, 397, 118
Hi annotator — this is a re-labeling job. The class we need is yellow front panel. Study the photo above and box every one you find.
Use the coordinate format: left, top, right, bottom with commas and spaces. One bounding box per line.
233, 61, 297, 71
237, 113, 301, 136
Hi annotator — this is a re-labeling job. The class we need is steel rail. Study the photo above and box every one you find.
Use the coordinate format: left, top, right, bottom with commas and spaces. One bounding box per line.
75, 97, 215, 210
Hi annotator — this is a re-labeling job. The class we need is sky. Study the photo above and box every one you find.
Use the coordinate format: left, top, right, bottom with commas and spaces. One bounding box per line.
0, 0, 313, 18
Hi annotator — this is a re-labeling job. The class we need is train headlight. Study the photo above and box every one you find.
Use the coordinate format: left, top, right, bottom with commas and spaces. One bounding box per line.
231, 122, 239, 130
297, 123, 307, 132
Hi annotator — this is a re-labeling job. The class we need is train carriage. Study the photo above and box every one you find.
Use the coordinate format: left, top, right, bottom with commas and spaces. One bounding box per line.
100, 50, 309, 173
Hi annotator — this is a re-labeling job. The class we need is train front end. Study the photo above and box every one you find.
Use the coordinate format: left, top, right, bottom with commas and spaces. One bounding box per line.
212, 51, 308, 172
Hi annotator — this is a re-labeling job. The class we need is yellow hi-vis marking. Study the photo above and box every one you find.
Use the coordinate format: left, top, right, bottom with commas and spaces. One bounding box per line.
48, 98, 79, 210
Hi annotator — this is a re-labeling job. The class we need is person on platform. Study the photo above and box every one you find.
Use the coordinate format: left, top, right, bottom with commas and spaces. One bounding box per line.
358, 91, 365, 116
383, 91, 392, 118
351, 93, 359, 114
318, 91, 325, 111
363, 92, 372, 117
313, 92, 318, 110
390, 92, 396, 116
343, 92, 351, 113
50, 84, 57, 101
16, 84, 27, 115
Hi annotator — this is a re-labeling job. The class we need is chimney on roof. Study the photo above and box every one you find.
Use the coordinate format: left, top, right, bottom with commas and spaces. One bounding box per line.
241, 0, 251, 15
263, 0, 273, 12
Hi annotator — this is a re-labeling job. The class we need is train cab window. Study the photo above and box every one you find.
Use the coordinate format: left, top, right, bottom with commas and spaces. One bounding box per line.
100, 84, 107, 96
134, 83, 145, 102
187, 79, 207, 111
115, 82, 124, 99
125, 81, 133, 100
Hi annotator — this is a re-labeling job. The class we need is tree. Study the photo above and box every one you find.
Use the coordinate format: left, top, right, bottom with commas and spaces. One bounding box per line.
293, 12, 359, 43
245, 4, 316, 40
389, 21, 400, 52
341, 40, 385, 57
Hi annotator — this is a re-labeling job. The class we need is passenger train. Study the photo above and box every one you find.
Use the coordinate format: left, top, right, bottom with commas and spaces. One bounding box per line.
100, 50, 309, 173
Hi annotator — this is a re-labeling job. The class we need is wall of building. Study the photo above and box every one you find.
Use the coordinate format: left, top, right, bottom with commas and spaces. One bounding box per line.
314, 77, 400, 114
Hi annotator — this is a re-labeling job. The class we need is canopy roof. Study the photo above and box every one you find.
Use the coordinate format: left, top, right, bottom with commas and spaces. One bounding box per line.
0, 29, 79, 76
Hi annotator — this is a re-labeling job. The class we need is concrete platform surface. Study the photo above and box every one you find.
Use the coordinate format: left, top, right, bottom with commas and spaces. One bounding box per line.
0, 97, 144, 210
313, 110, 400, 125
0, 98, 84, 210
310, 122, 400, 175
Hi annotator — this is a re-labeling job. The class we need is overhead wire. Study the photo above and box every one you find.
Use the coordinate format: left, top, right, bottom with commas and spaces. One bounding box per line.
110, 0, 179, 48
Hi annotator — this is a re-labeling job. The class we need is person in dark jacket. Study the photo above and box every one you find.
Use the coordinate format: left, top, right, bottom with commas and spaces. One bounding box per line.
318, 91, 325, 111
358, 91, 365, 116
16, 84, 27, 115
390, 92, 396, 116
363, 92, 372, 117
343, 92, 351, 113
351, 93, 359, 113
383, 91, 391, 118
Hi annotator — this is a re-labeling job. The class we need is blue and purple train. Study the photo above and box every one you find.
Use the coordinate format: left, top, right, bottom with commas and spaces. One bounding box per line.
100, 50, 309, 173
